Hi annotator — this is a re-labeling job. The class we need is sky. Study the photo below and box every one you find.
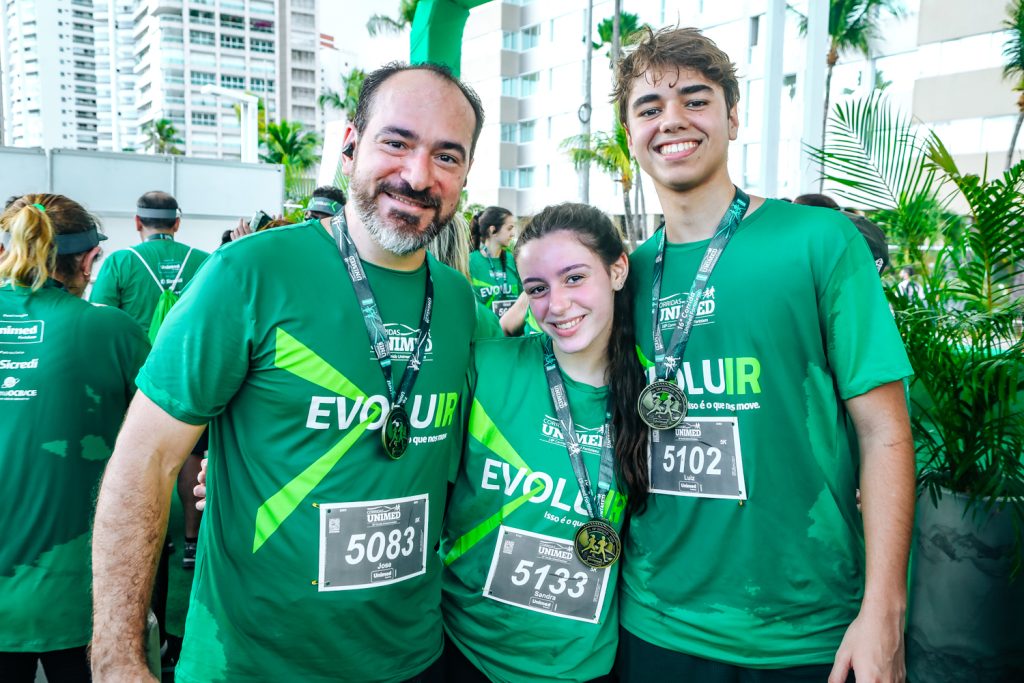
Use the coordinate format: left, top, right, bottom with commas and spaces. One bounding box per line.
320, 2, 411, 72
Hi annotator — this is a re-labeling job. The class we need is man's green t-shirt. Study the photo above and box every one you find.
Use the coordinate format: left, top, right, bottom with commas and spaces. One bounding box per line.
442, 335, 627, 683
90, 235, 210, 331
0, 282, 148, 651
136, 220, 478, 683
468, 248, 522, 317
623, 200, 912, 667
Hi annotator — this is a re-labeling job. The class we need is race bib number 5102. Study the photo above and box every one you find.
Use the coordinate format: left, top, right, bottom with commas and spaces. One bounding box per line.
318, 494, 428, 591
648, 417, 747, 500
483, 526, 611, 623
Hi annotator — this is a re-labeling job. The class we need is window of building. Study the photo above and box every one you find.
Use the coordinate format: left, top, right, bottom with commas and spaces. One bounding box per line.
220, 34, 245, 50
251, 0, 275, 13
251, 77, 275, 93
518, 167, 534, 188
190, 71, 215, 86
518, 120, 535, 143
250, 18, 274, 33
190, 30, 214, 46
502, 31, 518, 51
500, 169, 516, 187
252, 39, 274, 53
222, 74, 245, 89
220, 14, 245, 30
521, 25, 539, 50
519, 72, 539, 97
500, 123, 516, 143
502, 78, 516, 97
192, 111, 216, 126
189, 10, 214, 25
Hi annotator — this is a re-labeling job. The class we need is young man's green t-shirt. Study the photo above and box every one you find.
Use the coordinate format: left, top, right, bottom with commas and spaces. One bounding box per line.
0, 283, 148, 651
442, 335, 627, 683
136, 220, 478, 683
90, 236, 209, 332
623, 200, 912, 667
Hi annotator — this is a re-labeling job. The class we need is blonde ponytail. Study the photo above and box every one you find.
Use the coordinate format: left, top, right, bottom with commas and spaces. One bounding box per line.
0, 202, 56, 290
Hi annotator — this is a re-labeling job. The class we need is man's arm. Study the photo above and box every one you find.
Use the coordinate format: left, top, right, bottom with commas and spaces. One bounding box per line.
92, 392, 204, 681
830, 380, 915, 683
89, 256, 122, 308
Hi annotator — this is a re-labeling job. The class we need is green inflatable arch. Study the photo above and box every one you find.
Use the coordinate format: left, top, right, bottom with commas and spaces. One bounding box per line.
409, 0, 494, 76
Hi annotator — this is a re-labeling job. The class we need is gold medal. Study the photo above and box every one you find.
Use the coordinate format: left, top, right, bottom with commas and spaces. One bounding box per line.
637, 379, 687, 430
573, 519, 621, 569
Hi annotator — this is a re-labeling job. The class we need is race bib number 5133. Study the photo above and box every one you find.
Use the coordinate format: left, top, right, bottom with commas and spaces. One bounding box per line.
318, 494, 428, 591
483, 526, 611, 623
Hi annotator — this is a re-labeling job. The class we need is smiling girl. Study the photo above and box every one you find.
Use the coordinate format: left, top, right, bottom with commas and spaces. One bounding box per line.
441, 203, 647, 682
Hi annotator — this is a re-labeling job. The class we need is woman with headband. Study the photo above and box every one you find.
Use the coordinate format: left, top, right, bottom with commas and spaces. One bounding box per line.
0, 194, 149, 681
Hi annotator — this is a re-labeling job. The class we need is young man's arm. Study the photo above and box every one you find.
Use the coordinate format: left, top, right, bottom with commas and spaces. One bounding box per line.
830, 380, 915, 683
91, 392, 204, 681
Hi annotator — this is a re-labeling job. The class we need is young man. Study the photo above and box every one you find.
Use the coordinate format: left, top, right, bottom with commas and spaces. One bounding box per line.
91, 63, 485, 683
614, 27, 914, 683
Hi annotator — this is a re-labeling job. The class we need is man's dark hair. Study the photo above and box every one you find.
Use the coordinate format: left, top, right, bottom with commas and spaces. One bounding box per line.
312, 185, 346, 205
137, 191, 179, 230
793, 193, 840, 210
352, 62, 485, 158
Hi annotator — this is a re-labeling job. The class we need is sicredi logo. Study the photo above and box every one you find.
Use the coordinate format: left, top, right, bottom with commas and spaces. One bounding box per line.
0, 320, 44, 344
0, 358, 39, 370
2, 376, 18, 389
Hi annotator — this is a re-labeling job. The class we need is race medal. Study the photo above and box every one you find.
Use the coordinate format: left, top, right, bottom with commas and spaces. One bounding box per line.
381, 406, 411, 460
637, 379, 687, 430
573, 519, 621, 569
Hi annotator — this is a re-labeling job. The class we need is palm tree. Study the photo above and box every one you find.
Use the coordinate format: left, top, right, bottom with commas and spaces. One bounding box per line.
594, 9, 646, 62
367, 0, 419, 36
801, 0, 900, 187
1002, 0, 1024, 169
318, 69, 366, 122
261, 120, 321, 200
561, 120, 643, 246
140, 118, 183, 155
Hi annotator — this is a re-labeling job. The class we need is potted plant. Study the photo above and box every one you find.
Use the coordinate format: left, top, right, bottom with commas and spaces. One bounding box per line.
810, 94, 1024, 682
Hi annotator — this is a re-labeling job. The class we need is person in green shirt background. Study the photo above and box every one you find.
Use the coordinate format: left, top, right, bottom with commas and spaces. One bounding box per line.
90, 191, 211, 574
442, 203, 647, 682
91, 62, 487, 683
611, 27, 915, 683
0, 193, 148, 682
469, 206, 530, 335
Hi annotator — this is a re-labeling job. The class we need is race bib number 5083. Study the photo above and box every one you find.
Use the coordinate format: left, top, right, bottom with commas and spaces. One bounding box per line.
318, 494, 428, 591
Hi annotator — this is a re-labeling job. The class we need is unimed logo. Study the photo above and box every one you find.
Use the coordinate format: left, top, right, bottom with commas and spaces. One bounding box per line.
365, 505, 401, 525
0, 321, 44, 344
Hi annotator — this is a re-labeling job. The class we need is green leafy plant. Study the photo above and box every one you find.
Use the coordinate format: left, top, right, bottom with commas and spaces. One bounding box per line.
367, 0, 419, 36
561, 119, 645, 246
260, 120, 321, 202
319, 69, 366, 123
140, 118, 183, 155
809, 94, 1024, 570
1003, 0, 1024, 169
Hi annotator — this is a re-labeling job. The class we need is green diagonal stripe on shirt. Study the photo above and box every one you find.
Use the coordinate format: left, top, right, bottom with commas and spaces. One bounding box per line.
251, 327, 378, 553
467, 398, 530, 471
635, 344, 654, 369
443, 399, 546, 564
275, 327, 365, 399
443, 482, 544, 566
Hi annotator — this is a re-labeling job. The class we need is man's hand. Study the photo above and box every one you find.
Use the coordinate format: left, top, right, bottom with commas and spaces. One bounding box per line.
829, 603, 906, 683
194, 457, 208, 512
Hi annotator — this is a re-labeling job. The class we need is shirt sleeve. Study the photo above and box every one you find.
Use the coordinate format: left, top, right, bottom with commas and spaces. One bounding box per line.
136, 249, 253, 424
89, 254, 122, 308
472, 301, 503, 340
819, 229, 912, 399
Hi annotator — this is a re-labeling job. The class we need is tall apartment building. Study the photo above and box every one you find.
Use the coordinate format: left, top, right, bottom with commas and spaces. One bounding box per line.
1, 0, 320, 158
0, 0, 108, 149
460, 0, 1015, 221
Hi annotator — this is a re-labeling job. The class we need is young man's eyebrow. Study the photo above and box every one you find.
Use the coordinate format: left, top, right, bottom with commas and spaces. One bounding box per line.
631, 93, 662, 111
678, 83, 713, 96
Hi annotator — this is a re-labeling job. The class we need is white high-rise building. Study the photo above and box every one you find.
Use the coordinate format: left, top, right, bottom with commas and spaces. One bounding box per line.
279, 0, 320, 134
460, 0, 1015, 224
94, 0, 138, 151
0, 0, 110, 149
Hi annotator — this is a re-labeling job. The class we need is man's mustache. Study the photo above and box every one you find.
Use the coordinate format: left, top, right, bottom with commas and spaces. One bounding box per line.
375, 181, 441, 209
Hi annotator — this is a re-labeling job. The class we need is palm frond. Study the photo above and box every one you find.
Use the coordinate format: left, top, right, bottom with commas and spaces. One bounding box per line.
1004, 0, 1024, 83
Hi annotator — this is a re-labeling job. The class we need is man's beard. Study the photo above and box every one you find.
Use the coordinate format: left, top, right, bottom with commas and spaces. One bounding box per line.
350, 172, 454, 256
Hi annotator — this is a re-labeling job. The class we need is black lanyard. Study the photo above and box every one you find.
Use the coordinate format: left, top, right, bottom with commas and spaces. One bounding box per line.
541, 338, 615, 521
146, 234, 173, 241
329, 213, 433, 413
650, 187, 749, 381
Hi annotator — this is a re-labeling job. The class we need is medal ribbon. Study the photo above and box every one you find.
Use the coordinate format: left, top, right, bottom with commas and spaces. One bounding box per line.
650, 187, 749, 382
481, 245, 508, 286
329, 213, 433, 410
541, 338, 616, 521
146, 233, 174, 241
